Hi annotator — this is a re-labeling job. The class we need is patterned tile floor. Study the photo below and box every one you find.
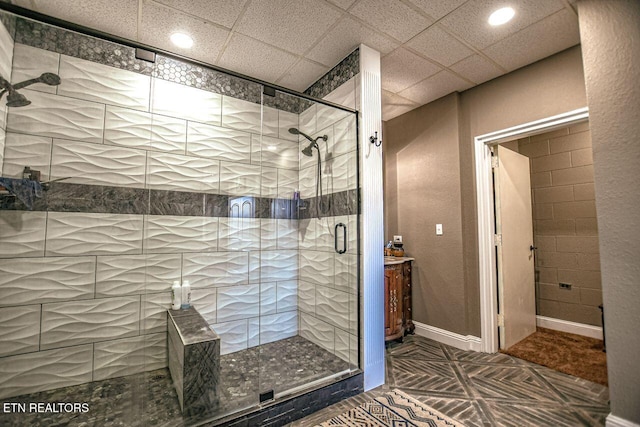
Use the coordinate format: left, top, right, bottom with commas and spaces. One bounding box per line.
290, 335, 610, 427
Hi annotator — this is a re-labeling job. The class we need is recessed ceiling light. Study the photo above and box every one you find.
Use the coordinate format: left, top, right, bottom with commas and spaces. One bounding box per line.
170, 32, 193, 49
488, 7, 515, 26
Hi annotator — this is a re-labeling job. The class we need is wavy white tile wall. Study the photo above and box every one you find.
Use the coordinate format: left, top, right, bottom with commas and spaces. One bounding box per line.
182, 251, 249, 288
332, 115, 357, 157
96, 253, 181, 296
141, 292, 171, 333
7, 89, 105, 143
41, 296, 140, 350
260, 219, 278, 250
3, 133, 52, 180
211, 319, 248, 355
299, 250, 334, 286
335, 254, 358, 294
0, 21, 13, 85
187, 121, 251, 162
261, 167, 278, 198
0, 256, 95, 305
279, 111, 299, 141
0, 345, 93, 399
277, 280, 298, 312
0, 129, 4, 176
221, 96, 277, 137
248, 317, 260, 348
58, 55, 151, 111
277, 220, 299, 250
144, 215, 218, 253
146, 152, 220, 193
0, 305, 41, 357
0, 211, 47, 258
46, 212, 143, 256
260, 282, 277, 316
93, 333, 167, 381
299, 104, 316, 136
219, 161, 262, 196
259, 250, 298, 283
316, 285, 351, 330
277, 168, 298, 198
251, 134, 299, 169
50, 139, 147, 188
218, 218, 261, 251
260, 311, 297, 345
325, 151, 357, 194
191, 289, 217, 324
300, 312, 334, 353
104, 106, 187, 153
11, 44, 59, 95
298, 280, 316, 314
151, 78, 221, 125
217, 284, 259, 323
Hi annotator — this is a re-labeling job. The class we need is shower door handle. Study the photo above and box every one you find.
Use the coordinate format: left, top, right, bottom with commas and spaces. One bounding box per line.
335, 223, 347, 254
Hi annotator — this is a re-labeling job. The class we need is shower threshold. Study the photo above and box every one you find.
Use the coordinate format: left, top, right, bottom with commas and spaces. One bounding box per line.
0, 335, 353, 427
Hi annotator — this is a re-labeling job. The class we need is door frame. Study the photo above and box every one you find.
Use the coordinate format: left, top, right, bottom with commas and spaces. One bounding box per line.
474, 107, 589, 353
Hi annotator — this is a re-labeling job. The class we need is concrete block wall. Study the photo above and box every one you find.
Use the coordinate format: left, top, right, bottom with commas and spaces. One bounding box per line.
517, 122, 602, 326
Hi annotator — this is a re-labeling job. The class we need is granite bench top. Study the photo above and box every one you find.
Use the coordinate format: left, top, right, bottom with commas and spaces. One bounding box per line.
168, 307, 219, 345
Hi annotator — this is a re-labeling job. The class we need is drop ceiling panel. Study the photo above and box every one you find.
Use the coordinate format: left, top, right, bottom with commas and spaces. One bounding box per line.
483, 9, 580, 71
139, 1, 230, 65
276, 59, 329, 92
381, 48, 441, 93
306, 16, 399, 67
234, 0, 343, 56
398, 70, 473, 105
406, 25, 474, 67
218, 33, 298, 84
439, 0, 566, 49
382, 90, 420, 121
349, 0, 434, 43
450, 54, 504, 85
406, 0, 469, 20
27, 0, 138, 41
152, 0, 248, 29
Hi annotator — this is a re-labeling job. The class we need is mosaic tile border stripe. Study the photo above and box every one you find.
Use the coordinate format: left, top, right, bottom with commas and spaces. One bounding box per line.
304, 49, 360, 100
0, 182, 357, 219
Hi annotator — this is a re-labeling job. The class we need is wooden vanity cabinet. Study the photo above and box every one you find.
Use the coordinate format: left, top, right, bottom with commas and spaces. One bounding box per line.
384, 259, 414, 342
384, 265, 404, 340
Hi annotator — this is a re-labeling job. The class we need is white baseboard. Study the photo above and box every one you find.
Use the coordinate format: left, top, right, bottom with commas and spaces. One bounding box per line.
536, 315, 603, 340
413, 321, 482, 352
606, 414, 640, 427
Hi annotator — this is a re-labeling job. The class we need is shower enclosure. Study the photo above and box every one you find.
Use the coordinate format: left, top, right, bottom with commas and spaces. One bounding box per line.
0, 8, 360, 426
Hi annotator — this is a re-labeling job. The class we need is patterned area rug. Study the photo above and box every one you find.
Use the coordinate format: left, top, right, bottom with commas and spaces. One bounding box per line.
316, 389, 465, 426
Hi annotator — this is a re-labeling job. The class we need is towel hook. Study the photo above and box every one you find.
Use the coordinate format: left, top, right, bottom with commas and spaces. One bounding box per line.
369, 131, 382, 147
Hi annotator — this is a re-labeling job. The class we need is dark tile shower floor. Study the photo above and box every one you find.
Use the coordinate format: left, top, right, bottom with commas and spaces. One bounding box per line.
0, 335, 349, 427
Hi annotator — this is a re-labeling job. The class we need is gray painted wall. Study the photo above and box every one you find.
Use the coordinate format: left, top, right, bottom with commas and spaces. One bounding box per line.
578, 0, 640, 423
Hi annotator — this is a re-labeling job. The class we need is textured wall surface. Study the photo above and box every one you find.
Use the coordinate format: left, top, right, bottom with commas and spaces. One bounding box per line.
578, 0, 640, 423
512, 123, 602, 326
0, 13, 359, 400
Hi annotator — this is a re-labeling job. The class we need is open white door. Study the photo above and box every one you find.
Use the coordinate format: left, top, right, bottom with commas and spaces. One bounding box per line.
494, 145, 536, 350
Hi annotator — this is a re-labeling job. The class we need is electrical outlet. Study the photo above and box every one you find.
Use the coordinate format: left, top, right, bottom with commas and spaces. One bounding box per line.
393, 235, 403, 244
436, 224, 443, 235
559, 283, 572, 290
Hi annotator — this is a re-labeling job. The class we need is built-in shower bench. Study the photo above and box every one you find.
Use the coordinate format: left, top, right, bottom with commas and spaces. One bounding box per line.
167, 307, 220, 415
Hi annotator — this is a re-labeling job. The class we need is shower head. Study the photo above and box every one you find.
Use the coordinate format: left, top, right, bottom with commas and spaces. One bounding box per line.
13, 73, 62, 90
6, 91, 31, 107
289, 127, 314, 143
301, 141, 318, 157
289, 127, 329, 145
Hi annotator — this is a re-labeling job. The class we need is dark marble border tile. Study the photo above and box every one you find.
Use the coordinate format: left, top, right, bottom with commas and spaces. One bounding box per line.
298, 189, 359, 219
0, 9, 16, 39
304, 49, 359, 100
